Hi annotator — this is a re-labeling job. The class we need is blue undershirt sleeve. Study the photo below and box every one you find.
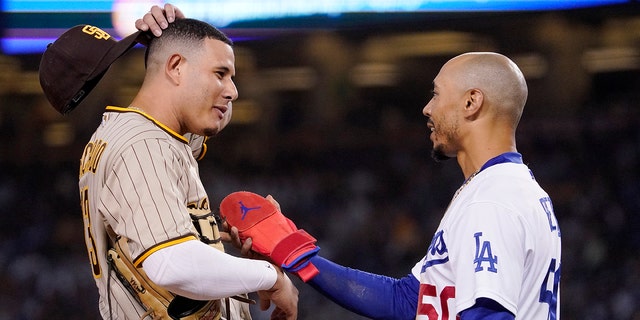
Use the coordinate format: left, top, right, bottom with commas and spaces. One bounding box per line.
306, 255, 419, 320
459, 298, 515, 320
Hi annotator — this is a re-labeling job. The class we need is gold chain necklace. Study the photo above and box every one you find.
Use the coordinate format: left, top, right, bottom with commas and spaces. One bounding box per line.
452, 170, 480, 200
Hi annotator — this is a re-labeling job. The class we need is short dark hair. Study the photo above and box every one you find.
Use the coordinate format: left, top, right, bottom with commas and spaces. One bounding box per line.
145, 18, 232, 66
160, 18, 232, 46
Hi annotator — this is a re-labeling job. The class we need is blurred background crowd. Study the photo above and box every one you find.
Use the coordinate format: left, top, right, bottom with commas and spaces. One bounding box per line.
1, 1, 640, 319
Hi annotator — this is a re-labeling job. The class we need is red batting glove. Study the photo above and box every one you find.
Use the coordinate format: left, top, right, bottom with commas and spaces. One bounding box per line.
219, 191, 320, 282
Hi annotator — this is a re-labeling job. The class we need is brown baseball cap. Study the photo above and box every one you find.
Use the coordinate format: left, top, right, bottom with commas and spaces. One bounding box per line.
39, 25, 145, 114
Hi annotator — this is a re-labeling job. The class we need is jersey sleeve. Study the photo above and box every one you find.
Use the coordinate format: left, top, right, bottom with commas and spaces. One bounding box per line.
459, 298, 515, 320
447, 202, 529, 315
100, 139, 196, 261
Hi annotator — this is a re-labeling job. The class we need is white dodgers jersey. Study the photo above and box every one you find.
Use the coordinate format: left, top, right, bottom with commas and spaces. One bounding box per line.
411, 161, 561, 320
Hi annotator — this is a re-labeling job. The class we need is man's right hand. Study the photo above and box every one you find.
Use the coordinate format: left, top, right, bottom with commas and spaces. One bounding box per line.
135, 3, 185, 37
258, 266, 299, 320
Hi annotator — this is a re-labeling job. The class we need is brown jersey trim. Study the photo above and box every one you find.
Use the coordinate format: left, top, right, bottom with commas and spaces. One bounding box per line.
133, 234, 198, 267
105, 106, 189, 144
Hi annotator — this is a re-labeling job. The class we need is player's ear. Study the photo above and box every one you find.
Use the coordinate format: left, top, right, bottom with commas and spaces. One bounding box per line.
464, 88, 483, 117
166, 53, 184, 85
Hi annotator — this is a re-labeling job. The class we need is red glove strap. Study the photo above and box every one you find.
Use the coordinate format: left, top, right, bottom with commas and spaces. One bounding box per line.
271, 229, 316, 266
295, 263, 320, 282
271, 230, 320, 282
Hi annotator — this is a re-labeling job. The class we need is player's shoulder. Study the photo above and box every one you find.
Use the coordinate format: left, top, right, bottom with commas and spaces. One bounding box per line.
478, 163, 538, 187
98, 109, 190, 159
471, 163, 548, 203
102, 108, 185, 143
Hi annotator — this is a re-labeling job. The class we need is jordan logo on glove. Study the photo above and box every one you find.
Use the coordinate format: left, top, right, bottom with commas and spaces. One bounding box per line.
239, 201, 261, 220
220, 191, 320, 282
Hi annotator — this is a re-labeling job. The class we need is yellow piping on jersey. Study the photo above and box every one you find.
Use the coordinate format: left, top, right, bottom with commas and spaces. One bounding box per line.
133, 235, 198, 267
197, 137, 209, 161
105, 106, 189, 144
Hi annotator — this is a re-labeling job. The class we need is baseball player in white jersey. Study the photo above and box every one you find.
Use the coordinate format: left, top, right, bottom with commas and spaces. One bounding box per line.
411, 52, 561, 320
215, 51, 561, 320
411, 152, 561, 319
39, 10, 299, 320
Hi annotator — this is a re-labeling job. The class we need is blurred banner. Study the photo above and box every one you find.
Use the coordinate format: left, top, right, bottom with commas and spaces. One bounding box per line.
0, 0, 631, 54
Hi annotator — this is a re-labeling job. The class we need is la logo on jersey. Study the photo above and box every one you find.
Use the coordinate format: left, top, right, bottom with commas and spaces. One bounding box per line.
473, 232, 498, 273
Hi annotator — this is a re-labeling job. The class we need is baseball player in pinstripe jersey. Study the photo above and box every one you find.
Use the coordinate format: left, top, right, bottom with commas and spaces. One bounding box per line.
74, 14, 298, 320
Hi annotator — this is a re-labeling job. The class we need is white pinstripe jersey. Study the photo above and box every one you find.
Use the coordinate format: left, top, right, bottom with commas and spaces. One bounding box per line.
79, 106, 214, 319
410, 158, 561, 320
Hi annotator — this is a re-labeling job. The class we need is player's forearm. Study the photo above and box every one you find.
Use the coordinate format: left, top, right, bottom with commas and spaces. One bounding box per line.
307, 255, 418, 320
143, 240, 277, 300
